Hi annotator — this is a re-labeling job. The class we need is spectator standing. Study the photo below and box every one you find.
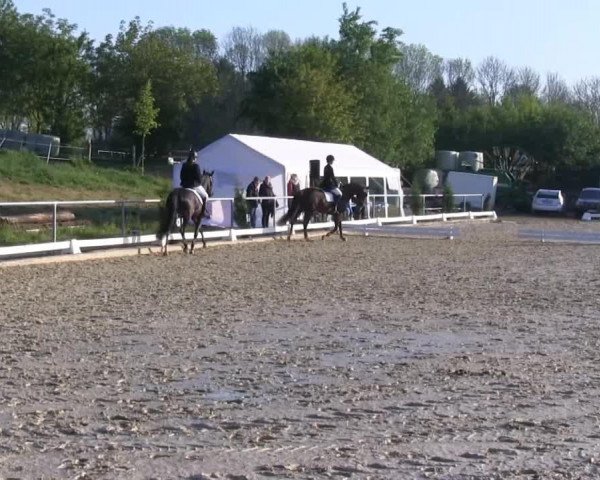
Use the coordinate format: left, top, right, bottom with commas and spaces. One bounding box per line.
259, 176, 277, 228
287, 173, 301, 206
246, 176, 261, 228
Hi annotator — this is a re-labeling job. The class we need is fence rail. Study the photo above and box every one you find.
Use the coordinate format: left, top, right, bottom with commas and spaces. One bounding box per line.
0, 195, 497, 260
519, 229, 600, 244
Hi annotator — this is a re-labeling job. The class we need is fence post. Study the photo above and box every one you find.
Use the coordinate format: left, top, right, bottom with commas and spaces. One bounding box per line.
52, 203, 57, 242
88, 140, 92, 162
121, 202, 126, 238
46, 143, 52, 163
230, 199, 237, 241
463, 196, 466, 212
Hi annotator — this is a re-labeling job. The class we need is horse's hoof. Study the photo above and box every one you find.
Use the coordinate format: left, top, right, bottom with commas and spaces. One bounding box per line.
341, 237, 347, 242
321, 235, 326, 240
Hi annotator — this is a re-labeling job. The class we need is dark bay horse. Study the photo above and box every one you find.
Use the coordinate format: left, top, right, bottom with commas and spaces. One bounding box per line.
156, 171, 214, 255
277, 182, 368, 241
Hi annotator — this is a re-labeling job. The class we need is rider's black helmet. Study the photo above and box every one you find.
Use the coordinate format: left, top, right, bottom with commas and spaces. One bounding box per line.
186, 148, 196, 162
326, 154, 335, 163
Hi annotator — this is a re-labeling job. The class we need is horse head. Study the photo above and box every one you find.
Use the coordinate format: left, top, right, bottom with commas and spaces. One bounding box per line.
201, 170, 215, 197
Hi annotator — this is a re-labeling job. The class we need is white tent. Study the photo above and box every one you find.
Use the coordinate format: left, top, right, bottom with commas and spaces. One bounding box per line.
172, 134, 404, 226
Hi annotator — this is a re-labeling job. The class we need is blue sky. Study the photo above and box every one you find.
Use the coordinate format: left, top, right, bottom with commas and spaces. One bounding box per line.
14, 0, 600, 85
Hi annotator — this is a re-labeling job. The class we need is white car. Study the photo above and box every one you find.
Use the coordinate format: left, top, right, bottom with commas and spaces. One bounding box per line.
531, 189, 565, 214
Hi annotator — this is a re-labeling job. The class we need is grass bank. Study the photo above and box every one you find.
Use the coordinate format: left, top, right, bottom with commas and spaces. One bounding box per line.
0, 151, 172, 246
0, 150, 171, 201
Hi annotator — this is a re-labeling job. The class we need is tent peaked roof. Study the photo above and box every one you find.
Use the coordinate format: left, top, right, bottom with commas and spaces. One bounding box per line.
229, 134, 395, 176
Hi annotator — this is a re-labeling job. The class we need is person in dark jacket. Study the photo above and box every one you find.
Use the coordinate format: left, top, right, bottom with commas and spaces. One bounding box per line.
259, 176, 278, 228
246, 176, 260, 228
180, 148, 208, 204
321, 154, 342, 205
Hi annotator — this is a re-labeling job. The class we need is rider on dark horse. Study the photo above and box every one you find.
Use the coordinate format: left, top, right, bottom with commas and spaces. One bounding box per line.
321, 154, 343, 212
180, 148, 208, 207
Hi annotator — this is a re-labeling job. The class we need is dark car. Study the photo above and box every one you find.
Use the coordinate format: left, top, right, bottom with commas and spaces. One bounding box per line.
575, 188, 600, 216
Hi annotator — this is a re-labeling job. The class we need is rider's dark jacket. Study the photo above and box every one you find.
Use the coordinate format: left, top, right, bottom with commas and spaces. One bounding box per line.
180, 161, 202, 188
321, 163, 337, 190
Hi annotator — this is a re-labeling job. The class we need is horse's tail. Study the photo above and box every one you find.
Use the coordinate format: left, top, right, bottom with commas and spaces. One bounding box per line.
277, 194, 301, 226
157, 190, 178, 239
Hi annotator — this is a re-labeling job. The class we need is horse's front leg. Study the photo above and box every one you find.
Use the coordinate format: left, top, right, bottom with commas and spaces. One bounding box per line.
199, 225, 206, 248
338, 215, 346, 241
287, 211, 300, 241
322, 212, 339, 240
190, 218, 201, 254
160, 233, 168, 256
199, 205, 207, 248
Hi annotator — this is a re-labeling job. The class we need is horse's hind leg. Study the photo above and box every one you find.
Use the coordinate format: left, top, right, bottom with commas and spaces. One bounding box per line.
303, 211, 313, 241
180, 218, 188, 253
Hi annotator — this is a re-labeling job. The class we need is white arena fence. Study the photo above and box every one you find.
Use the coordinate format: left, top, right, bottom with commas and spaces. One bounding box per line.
519, 228, 600, 244
0, 194, 496, 259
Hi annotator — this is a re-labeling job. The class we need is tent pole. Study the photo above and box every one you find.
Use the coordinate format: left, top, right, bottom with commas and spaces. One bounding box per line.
384, 178, 388, 218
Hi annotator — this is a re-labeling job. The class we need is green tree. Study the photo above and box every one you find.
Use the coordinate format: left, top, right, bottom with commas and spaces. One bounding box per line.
90, 18, 217, 150
133, 80, 160, 173
332, 4, 436, 172
244, 41, 357, 142
0, 4, 92, 141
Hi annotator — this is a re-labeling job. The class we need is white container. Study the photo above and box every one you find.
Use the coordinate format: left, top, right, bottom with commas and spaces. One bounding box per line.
458, 151, 484, 172
435, 150, 459, 171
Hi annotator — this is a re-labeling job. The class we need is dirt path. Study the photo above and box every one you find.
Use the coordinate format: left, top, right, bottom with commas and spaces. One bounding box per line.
1, 217, 600, 479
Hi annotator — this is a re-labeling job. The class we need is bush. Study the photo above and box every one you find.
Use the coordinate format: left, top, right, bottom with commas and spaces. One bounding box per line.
410, 181, 424, 215
496, 183, 531, 212
442, 183, 455, 213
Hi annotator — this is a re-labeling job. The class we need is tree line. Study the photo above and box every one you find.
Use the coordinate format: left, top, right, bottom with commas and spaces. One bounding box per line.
1, 0, 600, 183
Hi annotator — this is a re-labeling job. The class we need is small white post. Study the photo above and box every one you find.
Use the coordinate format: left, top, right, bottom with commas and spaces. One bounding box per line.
69, 239, 81, 254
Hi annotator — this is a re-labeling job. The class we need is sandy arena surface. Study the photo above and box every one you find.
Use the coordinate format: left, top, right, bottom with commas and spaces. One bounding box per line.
1, 215, 600, 479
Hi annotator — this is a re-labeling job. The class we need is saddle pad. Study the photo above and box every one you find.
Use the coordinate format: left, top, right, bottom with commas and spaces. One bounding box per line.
185, 188, 203, 206
323, 191, 334, 203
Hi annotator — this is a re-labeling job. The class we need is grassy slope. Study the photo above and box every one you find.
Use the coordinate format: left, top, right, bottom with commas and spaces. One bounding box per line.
0, 151, 171, 201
